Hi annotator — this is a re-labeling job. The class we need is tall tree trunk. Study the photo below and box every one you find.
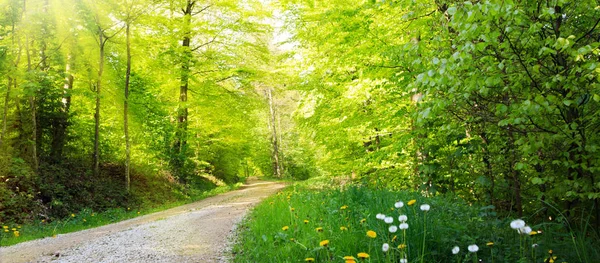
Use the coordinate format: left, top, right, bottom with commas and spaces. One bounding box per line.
267, 88, 281, 177
124, 22, 132, 192
0, 78, 11, 147
24, 18, 38, 171
50, 53, 73, 162
93, 29, 106, 177
175, 0, 194, 158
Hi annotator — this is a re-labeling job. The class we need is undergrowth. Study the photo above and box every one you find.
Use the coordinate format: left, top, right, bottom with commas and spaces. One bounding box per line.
232, 178, 600, 263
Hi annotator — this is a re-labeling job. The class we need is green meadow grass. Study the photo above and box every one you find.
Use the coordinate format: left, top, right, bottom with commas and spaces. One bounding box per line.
232, 178, 599, 263
0, 183, 242, 247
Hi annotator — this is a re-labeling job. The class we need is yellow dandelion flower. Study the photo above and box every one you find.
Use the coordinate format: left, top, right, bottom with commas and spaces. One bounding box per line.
366, 230, 377, 238
316, 227, 323, 232
319, 240, 329, 247
340, 205, 348, 210
343, 256, 356, 260
11, 228, 16, 231
530, 231, 538, 236
360, 218, 366, 224
357, 252, 369, 259
91, 213, 95, 217
52, 234, 57, 238
41, 220, 45, 223
398, 244, 407, 249
71, 214, 75, 217
83, 219, 87, 222
304, 220, 309, 224
3, 229, 8, 232
17, 225, 21, 229
305, 258, 315, 262
282, 226, 289, 231
13, 231, 19, 237
291, 207, 295, 212
127, 207, 131, 210
344, 256, 357, 263
340, 226, 348, 231
392, 235, 397, 242
486, 242, 494, 246
2, 226, 7, 229
137, 211, 140, 214
407, 200, 417, 206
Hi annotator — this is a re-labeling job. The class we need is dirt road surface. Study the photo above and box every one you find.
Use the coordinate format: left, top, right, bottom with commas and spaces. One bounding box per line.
0, 178, 285, 263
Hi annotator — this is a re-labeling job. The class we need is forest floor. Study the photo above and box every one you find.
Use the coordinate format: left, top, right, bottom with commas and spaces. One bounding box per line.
0, 178, 285, 263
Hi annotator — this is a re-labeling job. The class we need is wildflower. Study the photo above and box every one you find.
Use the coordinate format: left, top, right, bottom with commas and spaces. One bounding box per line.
468, 244, 479, 252
71, 214, 75, 218
319, 240, 329, 247
290, 238, 295, 242
360, 218, 366, 224
532, 243, 539, 248
2, 226, 7, 229
519, 226, 532, 235
357, 252, 369, 259
366, 230, 377, 238
41, 220, 45, 223
127, 207, 131, 210
341, 205, 348, 210
282, 226, 289, 231
510, 219, 525, 229
400, 259, 407, 263
530, 231, 538, 235
291, 207, 295, 212
137, 212, 140, 214
398, 215, 407, 222
382, 243, 390, 252
486, 242, 494, 246
392, 235, 397, 242
304, 220, 309, 224
384, 217, 394, 224
316, 227, 323, 232
305, 258, 315, 262
11, 228, 16, 231
269, 202, 274, 205
17, 225, 21, 229
13, 231, 19, 237
398, 244, 407, 249
399, 223, 409, 230
83, 219, 87, 222
420, 204, 430, 211
376, 213, 385, 220
3, 229, 8, 232
394, 201, 404, 208
340, 226, 348, 231
91, 213, 95, 217
388, 225, 398, 233
452, 246, 460, 254
344, 256, 356, 263
407, 199, 417, 206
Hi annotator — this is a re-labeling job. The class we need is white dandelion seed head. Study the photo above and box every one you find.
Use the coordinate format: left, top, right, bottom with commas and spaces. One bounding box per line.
398, 215, 408, 222
532, 243, 538, 248
399, 223, 409, 230
394, 201, 404, 208
384, 217, 394, 224
519, 226, 532, 235
376, 213, 385, 220
452, 246, 460, 254
389, 225, 398, 233
382, 243, 390, 252
400, 258, 407, 263
420, 204, 430, 211
510, 219, 526, 229
468, 244, 479, 252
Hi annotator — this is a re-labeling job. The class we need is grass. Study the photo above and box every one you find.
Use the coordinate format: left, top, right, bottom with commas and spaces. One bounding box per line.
0, 182, 243, 247
232, 177, 600, 263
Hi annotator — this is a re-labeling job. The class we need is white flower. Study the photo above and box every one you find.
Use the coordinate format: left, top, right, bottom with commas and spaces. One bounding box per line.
394, 201, 404, 208
468, 244, 479, 252
382, 243, 390, 252
519, 226, 532, 235
376, 213, 385, 220
532, 243, 538, 248
400, 259, 407, 263
384, 217, 394, 224
420, 204, 430, 211
452, 246, 460, 254
510, 219, 526, 229
398, 215, 408, 222
399, 223, 409, 230
389, 225, 398, 233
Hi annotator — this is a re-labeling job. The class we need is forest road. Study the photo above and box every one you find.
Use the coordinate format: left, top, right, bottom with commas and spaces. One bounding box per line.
0, 178, 285, 263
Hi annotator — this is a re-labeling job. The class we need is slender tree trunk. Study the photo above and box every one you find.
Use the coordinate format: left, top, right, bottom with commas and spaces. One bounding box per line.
267, 88, 281, 177
93, 30, 105, 177
50, 53, 73, 162
124, 22, 132, 192
25, 25, 38, 171
175, 0, 193, 158
0, 77, 11, 147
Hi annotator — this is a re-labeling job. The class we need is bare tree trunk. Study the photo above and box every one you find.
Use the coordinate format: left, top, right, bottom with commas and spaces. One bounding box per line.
0, 78, 11, 147
24, 18, 38, 171
93, 29, 106, 177
175, 0, 194, 158
267, 88, 281, 177
124, 22, 132, 192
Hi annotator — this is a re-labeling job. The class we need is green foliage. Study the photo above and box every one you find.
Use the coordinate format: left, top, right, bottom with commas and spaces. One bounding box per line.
233, 179, 600, 262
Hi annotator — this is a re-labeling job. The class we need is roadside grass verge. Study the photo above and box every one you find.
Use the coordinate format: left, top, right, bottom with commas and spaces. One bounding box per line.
232, 177, 600, 262
0, 182, 242, 247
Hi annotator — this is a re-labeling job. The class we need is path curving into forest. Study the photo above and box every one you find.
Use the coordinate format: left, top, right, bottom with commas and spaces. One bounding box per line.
0, 178, 285, 263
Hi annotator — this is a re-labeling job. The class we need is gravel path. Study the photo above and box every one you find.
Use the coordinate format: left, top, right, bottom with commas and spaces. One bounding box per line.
0, 178, 285, 263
